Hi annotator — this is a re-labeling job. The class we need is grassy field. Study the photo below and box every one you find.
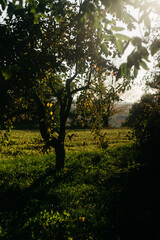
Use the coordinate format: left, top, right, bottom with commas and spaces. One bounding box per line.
0, 128, 131, 160
0, 146, 141, 240
0, 145, 159, 239
0, 128, 159, 239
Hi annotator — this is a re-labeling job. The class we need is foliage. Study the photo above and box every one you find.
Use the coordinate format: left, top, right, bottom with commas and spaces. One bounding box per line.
126, 93, 160, 164
76, 86, 119, 128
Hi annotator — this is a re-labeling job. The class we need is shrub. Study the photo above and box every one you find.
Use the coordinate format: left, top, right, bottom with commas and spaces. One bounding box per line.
126, 94, 160, 164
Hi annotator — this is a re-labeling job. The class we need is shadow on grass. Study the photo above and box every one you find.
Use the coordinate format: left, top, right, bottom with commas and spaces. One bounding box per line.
98, 166, 160, 240
0, 149, 160, 239
0, 166, 61, 239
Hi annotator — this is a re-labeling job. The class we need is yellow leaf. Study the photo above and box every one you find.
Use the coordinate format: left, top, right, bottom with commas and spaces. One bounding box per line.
12, 117, 16, 122
82, 217, 85, 222
50, 112, 53, 115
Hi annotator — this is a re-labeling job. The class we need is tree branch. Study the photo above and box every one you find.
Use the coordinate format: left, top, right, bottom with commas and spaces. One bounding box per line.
32, 92, 58, 148
71, 68, 92, 95
66, 62, 78, 95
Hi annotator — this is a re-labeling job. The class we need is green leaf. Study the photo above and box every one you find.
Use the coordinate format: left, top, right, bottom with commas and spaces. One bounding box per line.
155, 63, 160, 68
34, 13, 39, 24
2, 70, 12, 80
31, 7, 36, 14
139, 60, 148, 70
100, 43, 109, 57
123, 40, 130, 52
144, 15, 151, 29
111, 26, 125, 32
103, 35, 110, 42
115, 34, 130, 41
117, 63, 130, 80
7, 2, 16, 18
123, 11, 137, 26
80, 12, 88, 24
134, 66, 138, 78
150, 39, 160, 56
116, 39, 124, 54
138, 46, 149, 61
94, 16, 100, 28
131, 37, 142, 47
0, 0, 7, 10
122, 63, 128, 77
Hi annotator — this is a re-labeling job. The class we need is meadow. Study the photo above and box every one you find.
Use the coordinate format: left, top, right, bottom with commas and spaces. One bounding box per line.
0, 128, 131, 160
0, 128, 159, 239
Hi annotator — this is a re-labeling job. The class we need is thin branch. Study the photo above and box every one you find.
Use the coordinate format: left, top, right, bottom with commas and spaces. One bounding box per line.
66, 62, 78, 95
64, 95, 73, 124
71, 68, 92, 95
71, 85, 91, 95
32, 92, 58, 148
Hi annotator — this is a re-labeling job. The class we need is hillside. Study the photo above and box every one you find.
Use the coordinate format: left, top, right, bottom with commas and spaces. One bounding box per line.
109, 102, 132, 127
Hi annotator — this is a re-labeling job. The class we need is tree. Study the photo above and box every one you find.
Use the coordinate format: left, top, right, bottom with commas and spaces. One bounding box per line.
76, 84, 119, 128
1, 0, 160, 169
126, 93, 160, 164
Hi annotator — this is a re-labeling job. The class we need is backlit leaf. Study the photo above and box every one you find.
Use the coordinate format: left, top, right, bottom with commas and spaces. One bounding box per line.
134, 66, 138, 78
150, 39, 160, 56
2, 70, 12, 80
144, 15, 151, 29
100, 43, 109, 57
111, 26, 125, 32
115, 34, 130, 41
132, 37, 142, 47
116, 39, 124, 54
140, 60, 148, 70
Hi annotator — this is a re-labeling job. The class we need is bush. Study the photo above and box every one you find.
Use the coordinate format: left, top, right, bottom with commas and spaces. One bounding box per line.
126, 94, 160, 164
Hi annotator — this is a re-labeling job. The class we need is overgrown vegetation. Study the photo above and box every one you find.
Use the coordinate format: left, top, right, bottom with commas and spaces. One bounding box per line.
0, 144, 159, 240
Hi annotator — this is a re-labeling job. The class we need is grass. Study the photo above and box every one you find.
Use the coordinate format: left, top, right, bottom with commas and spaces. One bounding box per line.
0, 128, 159, 239
65, 128, 131, 152
0, 146, 136, 240
0, 146, 159, 239
0, 128, 131, 160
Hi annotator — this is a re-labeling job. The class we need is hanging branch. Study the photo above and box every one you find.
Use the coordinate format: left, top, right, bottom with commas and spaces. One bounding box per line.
71, 68, 92, 95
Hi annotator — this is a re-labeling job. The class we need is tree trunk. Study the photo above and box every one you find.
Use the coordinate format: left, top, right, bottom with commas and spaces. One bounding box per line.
55, 142, 65, 170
